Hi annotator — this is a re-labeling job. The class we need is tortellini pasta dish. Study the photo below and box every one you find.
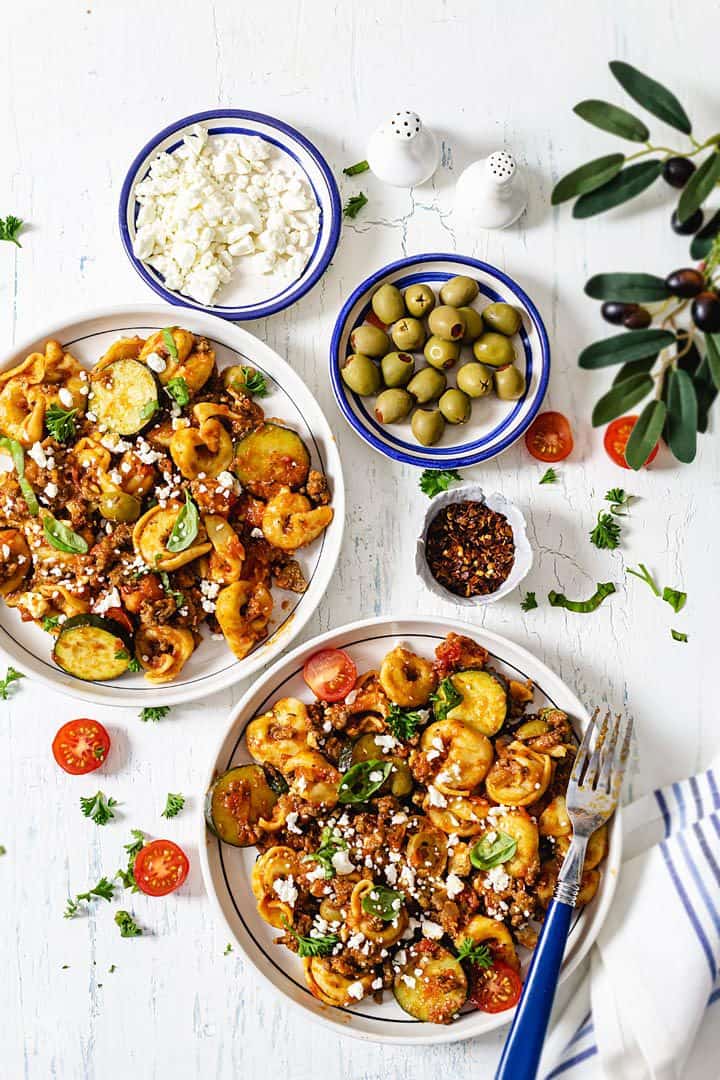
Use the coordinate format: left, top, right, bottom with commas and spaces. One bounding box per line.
205, 632, 609, 1024
0, 329, 333, 683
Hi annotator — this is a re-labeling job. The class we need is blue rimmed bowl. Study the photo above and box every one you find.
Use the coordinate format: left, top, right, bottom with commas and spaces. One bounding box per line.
330, 254, 551, 469
119, 110, 341, 321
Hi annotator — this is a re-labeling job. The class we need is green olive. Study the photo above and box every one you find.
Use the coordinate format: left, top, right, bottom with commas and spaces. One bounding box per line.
440, 275, 480, 307
404, 283, 436, 318
439, 388, 471, 424
381, 351, 415, 388
98, 491, 142, 523
457, 306, 484, 343
482, 302, 522, 336
428, 305, 466, 342
473, 332, 516, 368
372, 283, 406, 324
391, 317, 426, 351
407, 366, 447, 404
424, 336, 460, 370
494, 364, 527, 400
222, 365, 253, 393
340, 353, 382, 396
349, 324, 392, 358
351, 733, 413, 797
375, 388, 413, 424
456, 361, 493, 398
411, 408, 445, 446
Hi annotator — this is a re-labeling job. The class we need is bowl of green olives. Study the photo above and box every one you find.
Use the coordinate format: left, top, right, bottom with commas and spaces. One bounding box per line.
330, 254, 550, 468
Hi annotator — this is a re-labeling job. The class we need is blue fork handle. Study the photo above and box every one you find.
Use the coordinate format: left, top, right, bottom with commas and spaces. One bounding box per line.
495, 898, 573, 1080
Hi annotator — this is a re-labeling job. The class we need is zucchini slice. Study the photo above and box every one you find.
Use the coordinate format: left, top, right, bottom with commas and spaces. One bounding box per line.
447, 669, 507, 737
233, 422, 310, 497
350, 732, 413, 797
205, 764, 279, 847
393, 941, 467, 1023
89, 358, 159, 435
52, 614, 133, 682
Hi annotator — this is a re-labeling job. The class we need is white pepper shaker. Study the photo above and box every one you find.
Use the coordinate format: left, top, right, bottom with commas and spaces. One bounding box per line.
367, 111, 439, 188
455, 150, 528, 230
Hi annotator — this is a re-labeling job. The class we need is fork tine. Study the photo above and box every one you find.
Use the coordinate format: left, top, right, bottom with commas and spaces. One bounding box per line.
570, 707, 599, 787
610, 716, 634, 795
597, 714, 622, 792
583, 710, 610, 789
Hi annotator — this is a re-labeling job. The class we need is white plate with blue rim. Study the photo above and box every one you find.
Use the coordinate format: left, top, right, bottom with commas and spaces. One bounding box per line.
330, 255, 551, 470
119, 110, 341, 321
199, 614, 620, 1045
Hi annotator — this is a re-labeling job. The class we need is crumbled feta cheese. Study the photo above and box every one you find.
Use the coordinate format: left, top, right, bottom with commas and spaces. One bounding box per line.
421, 919, 444, 940
250, 527, 264, 539
371, 976, 383, 990
285, 812, 302, 835
27, 443, 47, 469
93, 587, 122, 615
58, 387, 74, 408
446, 873, 464, 899
216, 470, 235, 490
485, 866, 511, 893
374, 734, 399, 753
272, 876, 298, 907
426, 785, 448, 808
43, 482, 58, 499
145, 351, 167, 373
346, 980, 365, 1001
400, 974, 416, 989
331, 850, 356, 876
368, 771, 384, 783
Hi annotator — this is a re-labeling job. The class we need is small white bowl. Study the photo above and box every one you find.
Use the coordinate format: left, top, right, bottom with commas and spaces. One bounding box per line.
415, 484, 533, 605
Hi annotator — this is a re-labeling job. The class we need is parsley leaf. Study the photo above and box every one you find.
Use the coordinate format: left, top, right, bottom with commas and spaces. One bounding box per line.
605, 488, 632, 515
0, 845, 5, 855
115, 648, 141, 672
303, 826, 348, 879
455, 938, 493, 968
224, 943, 233, 955
80, 791, 117, 827
419, 469, 461, 497
115, 910, 143, 938
158, 570, 184, 608
139, 706, 171, 723
626, 563, 660, 596
343, 192, 368, 219
45, 403, 78, 444
521, 591, 538, 612
165, 376, 190, 407
589, 511, 622, 550
76, 876, 116, 904
671, 629, 688, 643
343, 160, 370, 176
161, 792, 185, 819
539, 467, 558, 485
42, 615, 61, 633
430, 677, 462, 722
0, 215, 23, 247
64, 898, 79, 919
386, 702, 426, 741
282, 917, 338, 958
662, 586, 687, 614
0, 666, 25, 700
117, 829, 144, 891
240, 366, 268, 398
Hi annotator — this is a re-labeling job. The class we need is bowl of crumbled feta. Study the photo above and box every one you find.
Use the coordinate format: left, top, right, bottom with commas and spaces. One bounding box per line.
119, 111, 341, 320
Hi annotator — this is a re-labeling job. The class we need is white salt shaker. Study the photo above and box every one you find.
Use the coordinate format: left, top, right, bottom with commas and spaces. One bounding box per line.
455, 151, 528, 230
367, 111, 439, 188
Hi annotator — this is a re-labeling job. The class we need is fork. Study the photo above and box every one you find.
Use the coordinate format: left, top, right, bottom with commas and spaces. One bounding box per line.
495, 709, 633, 1080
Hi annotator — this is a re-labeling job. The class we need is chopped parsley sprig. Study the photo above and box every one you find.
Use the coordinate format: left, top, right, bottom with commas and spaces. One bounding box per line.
139, 706, 171, 723
455, 938, 493, 968
0, 215, 23, 247
115, 910, 143, 938
64, 876, 116, 917
419, 469, 461, 497
539, 467, 558, 485
386, 702, 426, 741
0, 666, 25, 700
240, 366, 268, 398
161, 793, 185, 819
116, 829, 145, 891
282, 917, 338, 958
605, 488, 633, 515
303, 826, 348, 879
589, 511, 622, 550
80, 791, 117, 826
45, 403, 78, 443
343, 192, 368, 219
521, 591, 538, 612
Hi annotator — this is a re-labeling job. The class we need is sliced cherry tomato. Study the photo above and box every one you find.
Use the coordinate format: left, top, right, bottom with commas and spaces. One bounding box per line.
52, 718, 111, 775
303, 648, 357, 702
364, 311, 388, 332
469, 961, 522, 1013
134, 839, 189, 897
604, 414, 660, 469
104, 606, 134, 635
524, 411, 574, 462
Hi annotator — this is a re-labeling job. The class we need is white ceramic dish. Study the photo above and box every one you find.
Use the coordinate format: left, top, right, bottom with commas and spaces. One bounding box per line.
199, 615, 620, 1045
0, 305, 344, 708
330, 254, 551, 470
119, 110, 341, 321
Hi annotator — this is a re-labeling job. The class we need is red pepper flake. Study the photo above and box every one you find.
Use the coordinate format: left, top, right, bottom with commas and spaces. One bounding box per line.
425, 501, 515, 598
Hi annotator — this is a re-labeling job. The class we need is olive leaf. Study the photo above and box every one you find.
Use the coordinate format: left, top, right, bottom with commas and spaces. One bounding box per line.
551, 154, 625, 206
592, 374, 654, 426
624, 399, 666, 469
665, 368, 698, 463
690, 210, 720, 260
573, 160, 662, 219
693, 356, 717, 433
612, 356, 657, 384
585, 272, 671, 303
573, 100, 650, 142
675, 332, 703, 376
677, 151, 720, 224
609, 60, 692, 135
703, 333, 720, 391
579, 329, 674, 369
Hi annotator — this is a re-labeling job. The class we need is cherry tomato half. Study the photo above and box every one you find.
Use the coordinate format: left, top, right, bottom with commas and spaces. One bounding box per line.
134, 839, 189, 897
303, 648, 358, 702
469, 961, 522, 1013
604, 415, 660, 469
524, 411, 574, 462
52, 718, 111, 775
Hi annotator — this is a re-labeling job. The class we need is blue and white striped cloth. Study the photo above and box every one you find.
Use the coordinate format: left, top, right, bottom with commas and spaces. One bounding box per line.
539, 761, 720, 1080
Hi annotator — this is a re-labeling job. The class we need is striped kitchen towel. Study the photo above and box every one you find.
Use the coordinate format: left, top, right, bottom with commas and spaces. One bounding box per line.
539, 760, 720, 1080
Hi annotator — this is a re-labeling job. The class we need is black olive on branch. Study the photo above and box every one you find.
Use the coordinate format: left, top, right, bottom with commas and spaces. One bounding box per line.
662, 156, 696, 189
671, 208, 704, 236
665, 268, 706, 298
601, 301, 639, 326
691, 292, 720, 333
622, 307, 652, 330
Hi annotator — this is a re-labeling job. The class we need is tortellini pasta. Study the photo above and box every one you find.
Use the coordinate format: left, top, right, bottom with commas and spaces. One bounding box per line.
215, 580, 272, 660
132, 503, 212, 571
135, 625, 195, 683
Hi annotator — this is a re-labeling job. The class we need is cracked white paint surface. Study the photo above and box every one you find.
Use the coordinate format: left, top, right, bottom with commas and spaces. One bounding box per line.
1, 1, 718, 1077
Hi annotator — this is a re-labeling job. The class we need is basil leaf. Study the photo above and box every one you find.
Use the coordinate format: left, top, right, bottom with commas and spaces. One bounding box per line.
166, 493, 199, 553
343, 160, 370, 177
624, 399, 666, 469
609, 60, 692, 135
690, 210, 720, 260
665, 369, 698, 463
551, 153, 624, 206
591, 373, 654, 426
704, 334, 720, 391
663, 586, 687, 614
470, 831, 518, 871
579, 329, 674, 370
677, 152, 720, 225
337, 760, 392, 804
162, 327, 179, 361
585, 273, 671, 303
573, 161, 662, 219
43, 515, 88, 554
573, 100, 649, 142
671, 629, 688, 643
548, 582, 616, 613
361, 885, 405, 922
165, 377, 190, 407
0, 436, 39, 515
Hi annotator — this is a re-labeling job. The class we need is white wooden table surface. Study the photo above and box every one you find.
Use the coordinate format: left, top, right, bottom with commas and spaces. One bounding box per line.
2, 1, 718, 1077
